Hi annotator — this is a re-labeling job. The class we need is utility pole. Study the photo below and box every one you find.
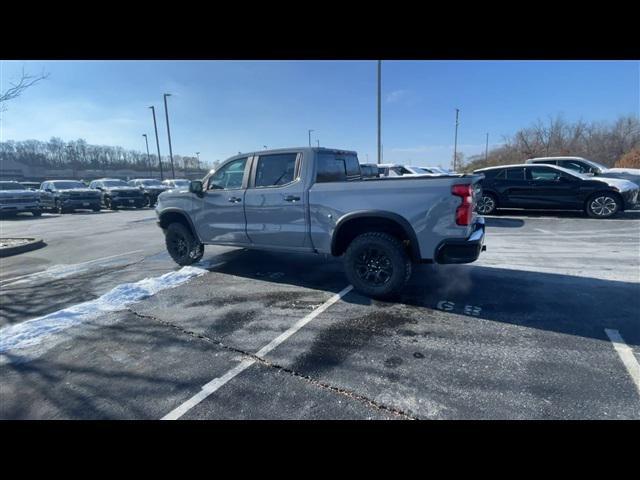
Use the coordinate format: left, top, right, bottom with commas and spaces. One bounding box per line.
163, 93, 176, 179
142, 134, 152, 177
485, 132, 489, 162
377, 60, 382, 164
308, 129, 314, 147
453, 108, 460, 171
149, 106, 164, 181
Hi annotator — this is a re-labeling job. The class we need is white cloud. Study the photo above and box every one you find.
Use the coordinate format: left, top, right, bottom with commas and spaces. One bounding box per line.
386, 89, 409, 104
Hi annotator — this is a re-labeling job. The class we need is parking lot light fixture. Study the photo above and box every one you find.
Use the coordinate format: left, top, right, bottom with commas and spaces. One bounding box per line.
149, 106, 164, 181
163, 93, 176, 180
142, 134, 152, 177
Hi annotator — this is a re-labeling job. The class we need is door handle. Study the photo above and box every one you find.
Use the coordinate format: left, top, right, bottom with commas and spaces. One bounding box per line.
228, 196, 242, 203
284, 195, 300, 202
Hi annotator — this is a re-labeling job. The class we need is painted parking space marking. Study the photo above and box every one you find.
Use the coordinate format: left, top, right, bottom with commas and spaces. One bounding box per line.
161, 284, 354, 420
436, 300, 482, 317
605, 329, 640, 396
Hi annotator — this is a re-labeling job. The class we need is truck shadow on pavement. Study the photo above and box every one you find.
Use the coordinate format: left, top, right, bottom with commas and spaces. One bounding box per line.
202, 249, 640, 348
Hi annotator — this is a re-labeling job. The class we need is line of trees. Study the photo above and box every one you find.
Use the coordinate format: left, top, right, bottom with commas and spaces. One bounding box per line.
0, 137, 209, 173
462, 114, 640, 172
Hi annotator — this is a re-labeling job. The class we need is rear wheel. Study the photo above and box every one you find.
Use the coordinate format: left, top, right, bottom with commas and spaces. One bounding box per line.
343, 232, 412, 299
31, 210, 42, 217
165, 223, 204, 266
586, 193, 620, 218
476, 193, 497, 215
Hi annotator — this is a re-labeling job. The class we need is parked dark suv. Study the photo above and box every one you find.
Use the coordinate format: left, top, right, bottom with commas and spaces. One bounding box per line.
88, 178, 145, 210
474, 164, 639, 218
127, 178, 169, 207
40, 180, 102, 213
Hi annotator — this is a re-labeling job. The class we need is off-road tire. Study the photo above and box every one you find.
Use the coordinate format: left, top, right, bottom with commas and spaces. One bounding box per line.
343, 231, 412, 299
165, 222, 204, 266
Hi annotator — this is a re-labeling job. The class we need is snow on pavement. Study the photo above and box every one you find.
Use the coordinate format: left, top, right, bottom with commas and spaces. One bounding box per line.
0, 265, 208, 364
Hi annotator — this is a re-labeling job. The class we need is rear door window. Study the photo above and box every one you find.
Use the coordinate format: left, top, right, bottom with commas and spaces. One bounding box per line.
254, 153, 298, 187
528, 167, 561, 181
505, 168, 526, 180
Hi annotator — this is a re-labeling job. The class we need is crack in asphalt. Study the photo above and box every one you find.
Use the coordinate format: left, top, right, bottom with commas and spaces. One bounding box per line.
126, 307, 417, 420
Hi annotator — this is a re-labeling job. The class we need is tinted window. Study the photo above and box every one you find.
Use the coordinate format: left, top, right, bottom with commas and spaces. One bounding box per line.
208, 158, 247, 190
255, 153, 297, 187
102, 180, 129, 187
316, 153, 360, 183
52, 181, 85, 189
506, 168, 526, 180
529, 167, 561, 181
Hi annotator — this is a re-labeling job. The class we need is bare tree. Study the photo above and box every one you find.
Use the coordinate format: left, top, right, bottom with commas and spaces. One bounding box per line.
0, 68, 50, 110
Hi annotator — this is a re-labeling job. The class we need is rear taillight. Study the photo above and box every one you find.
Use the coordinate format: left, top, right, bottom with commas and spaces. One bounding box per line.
452, 184, 473, 226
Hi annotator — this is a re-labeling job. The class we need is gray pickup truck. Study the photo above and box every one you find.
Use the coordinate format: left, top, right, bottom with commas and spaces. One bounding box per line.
155, 147, 485, 298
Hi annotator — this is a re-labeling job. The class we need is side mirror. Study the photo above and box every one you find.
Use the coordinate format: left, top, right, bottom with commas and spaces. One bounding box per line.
189, 180, 204, 196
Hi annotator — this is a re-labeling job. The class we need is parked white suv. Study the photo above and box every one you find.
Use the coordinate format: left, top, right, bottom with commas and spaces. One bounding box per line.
526, 156, 640, 187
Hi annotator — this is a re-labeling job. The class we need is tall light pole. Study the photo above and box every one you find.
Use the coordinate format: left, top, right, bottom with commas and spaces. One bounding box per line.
163, 93, 176, 179
453, 108, 460, 171
308, 129, 314, 147
142, 134, 152, 177
149, 106, 164, 181
377, 60, 382, 165
316, 139, 320, 148
195, 152, 200, 172
485, 132, 489, 162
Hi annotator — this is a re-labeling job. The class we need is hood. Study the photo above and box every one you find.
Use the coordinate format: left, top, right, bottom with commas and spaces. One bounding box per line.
58, 188, 101, 194
592, 176, 638, 192
605, 167, 640, 176
104, 186, 140, 192
599, 168, 640, 187
0, 189, 38, 198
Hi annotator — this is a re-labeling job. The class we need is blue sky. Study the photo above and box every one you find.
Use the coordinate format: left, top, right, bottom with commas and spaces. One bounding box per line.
1, 60, 638, 168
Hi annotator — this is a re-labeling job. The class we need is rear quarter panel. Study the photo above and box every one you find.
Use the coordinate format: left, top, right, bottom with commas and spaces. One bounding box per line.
308, 176, 480, 260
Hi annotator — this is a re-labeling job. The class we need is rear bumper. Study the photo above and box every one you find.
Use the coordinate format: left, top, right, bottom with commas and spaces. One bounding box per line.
434, 216, 486, 264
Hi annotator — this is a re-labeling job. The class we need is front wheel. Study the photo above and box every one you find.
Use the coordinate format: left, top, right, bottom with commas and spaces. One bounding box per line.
165, 223, 204, 266
586, 193, 620, 218
343, 232, 412, 299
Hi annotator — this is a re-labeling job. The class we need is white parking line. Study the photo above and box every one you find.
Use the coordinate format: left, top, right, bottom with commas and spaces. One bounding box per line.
0, 250, 145, 285
161, 284, 354, 420
605, 329, 640, 396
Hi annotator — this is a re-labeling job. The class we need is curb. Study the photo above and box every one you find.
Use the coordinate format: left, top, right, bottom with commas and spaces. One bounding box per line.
0, 238, 46, 257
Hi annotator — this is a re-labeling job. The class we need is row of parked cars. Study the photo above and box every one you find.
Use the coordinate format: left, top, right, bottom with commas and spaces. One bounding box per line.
0, 178, 191, 216
360, 156, 639, 219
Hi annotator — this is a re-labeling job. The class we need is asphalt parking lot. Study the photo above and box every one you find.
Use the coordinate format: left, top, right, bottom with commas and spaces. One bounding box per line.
1, 207, 639, 419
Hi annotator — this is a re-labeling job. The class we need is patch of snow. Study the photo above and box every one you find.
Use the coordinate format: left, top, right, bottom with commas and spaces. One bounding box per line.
0, 266, 207, 363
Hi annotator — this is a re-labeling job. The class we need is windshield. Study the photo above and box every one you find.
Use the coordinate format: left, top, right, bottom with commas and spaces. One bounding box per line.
0, 182, 26, 191
140, 179, 163, 186
102, 180, 129, 187
52, 181, 86, 189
